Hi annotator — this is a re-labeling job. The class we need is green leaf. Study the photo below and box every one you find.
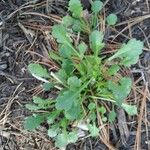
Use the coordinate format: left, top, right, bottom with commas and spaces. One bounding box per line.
56, 79, 91, 111
55, 132, 78, 148
49, 51, 62, 61
62, 15, 73, 27
106, 14, 118, 26
47, 111, 60, 124
78, 42, 87, 58
108, 65, 120, 76
91, 1, 103, 14
67, 76, 81, 90
55, 69, 67, 83
59, 44, 74, 58
65, 103, 81, 120
88, 123, 99, 137
56, 90, 79, 111
42, 83, 54, 91
25, 104, 40, 111
33, 96, 54, 109
52, 24, 72, 44
67, 132, 78, 143
89, 112, 97, 122
69, 0, 83, 18
24, 114, 46, 131
72, 19, 82, 32
108, 110, 116, 123
62, 59, 74, 75
28, 63, 50, 78
108, 39, 144, 67
48, 125, 60, 138
121, 103, 137, 116
88, 102, 96, 110
55, 133, 68, 148
89, 30, 104, 56
108, 77, 132, 106
98, 106, 106, 114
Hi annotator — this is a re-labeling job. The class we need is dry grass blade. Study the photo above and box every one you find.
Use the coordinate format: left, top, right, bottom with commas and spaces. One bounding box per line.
134, 84, 148, 150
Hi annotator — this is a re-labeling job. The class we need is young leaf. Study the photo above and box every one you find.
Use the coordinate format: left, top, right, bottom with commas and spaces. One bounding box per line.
55, 133, 68, 148
55, 132, 78, 148
52, 24, 72, 44
108, 77, 132, 106
108, 65, 120, 76
67, 76, 81, 90
88, 123, 99, 137
91, 0, 103, 14
108, 39, 143, 67
59, 44, 74, 58
56, 79, 91, 111
42, 83, 54, 91
69, 0, 83, 18
48, 125, 60, 138
88, 102, 96, 110
47, 111, 60, 124
78, 42, 87, 58
65, 103, 81, 120
106, 14, 118, 26
62, 15, 73, 27
67, 132, 78, 143
108, 110, 116, 123
28, 63, 50, 78
98, 106, 106, 114
55, 90, 79, 111
49, 51, 62, 61
121, 103, 137, 116
89, 30, 104, 56
25, 104, 40, 111
55, 69, 68, 83
24, 114, 46, 131
33, 96, 54, 109
72, 19, 82, 32
62, 59, 74, 76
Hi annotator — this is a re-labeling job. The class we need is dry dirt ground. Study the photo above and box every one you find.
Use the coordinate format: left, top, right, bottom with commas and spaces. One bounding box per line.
0, 0, 150, 150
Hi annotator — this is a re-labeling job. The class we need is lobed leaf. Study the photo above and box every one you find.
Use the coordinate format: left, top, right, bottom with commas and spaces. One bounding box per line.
24, 114, 46, 131
108, 77, 132, 106
69, 0, 83, 18
89, 30, 104, 56
91, 0, 103, 14
52, 24, 72, 44
108, 39, 144, 67
88, 123, 99, 137
106, 14, 118, 26
108, 110, 116, 123
121, 103, 137, 116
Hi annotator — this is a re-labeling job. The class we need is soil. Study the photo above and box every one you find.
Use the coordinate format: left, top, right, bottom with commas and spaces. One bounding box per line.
0, 0, 150, 150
